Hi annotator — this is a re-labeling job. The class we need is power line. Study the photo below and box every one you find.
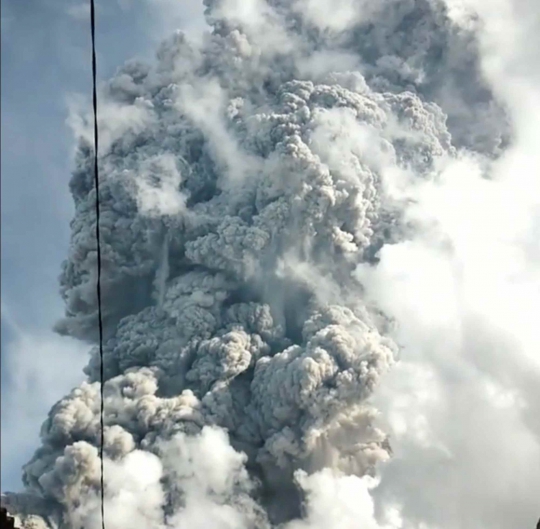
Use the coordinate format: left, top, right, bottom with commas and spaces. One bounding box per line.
89, 2, 106, 529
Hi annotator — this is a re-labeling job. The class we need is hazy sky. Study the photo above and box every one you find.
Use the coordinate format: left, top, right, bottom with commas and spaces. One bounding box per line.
0, 0, 204, 492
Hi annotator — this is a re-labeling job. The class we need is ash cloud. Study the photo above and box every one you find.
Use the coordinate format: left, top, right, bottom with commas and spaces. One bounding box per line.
4, 0, 538, 528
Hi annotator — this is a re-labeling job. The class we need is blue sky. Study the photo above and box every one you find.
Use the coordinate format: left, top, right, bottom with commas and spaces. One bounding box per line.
1, 0, 203, 492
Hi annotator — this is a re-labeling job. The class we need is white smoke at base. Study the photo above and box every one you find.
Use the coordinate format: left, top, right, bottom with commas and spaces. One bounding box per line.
2, 0, 540, 528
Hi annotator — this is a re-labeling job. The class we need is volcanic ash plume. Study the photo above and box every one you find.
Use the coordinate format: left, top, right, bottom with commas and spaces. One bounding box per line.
3, 0, 526, 527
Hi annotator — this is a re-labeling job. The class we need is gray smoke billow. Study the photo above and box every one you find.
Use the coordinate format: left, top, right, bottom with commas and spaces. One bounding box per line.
2, 0, 520, 527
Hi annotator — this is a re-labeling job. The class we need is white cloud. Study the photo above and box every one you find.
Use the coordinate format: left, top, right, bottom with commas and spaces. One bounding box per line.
352, 3, 540, 523
66, 92, 155, 156
176, 80, 262, 186
284, 470, 388, 529
134, 153, 187, 216
1, 303, 88, 491
293, 0, 392, 33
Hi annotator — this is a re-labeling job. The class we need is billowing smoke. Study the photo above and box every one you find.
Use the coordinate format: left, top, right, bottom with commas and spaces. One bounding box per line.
3, 0, 540, 528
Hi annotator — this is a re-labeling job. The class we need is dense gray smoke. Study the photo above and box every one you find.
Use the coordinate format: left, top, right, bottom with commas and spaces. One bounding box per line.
5, 0, 539, 528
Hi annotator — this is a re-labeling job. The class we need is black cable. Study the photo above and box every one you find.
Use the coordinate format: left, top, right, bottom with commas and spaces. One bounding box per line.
89, 2, 106, 529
